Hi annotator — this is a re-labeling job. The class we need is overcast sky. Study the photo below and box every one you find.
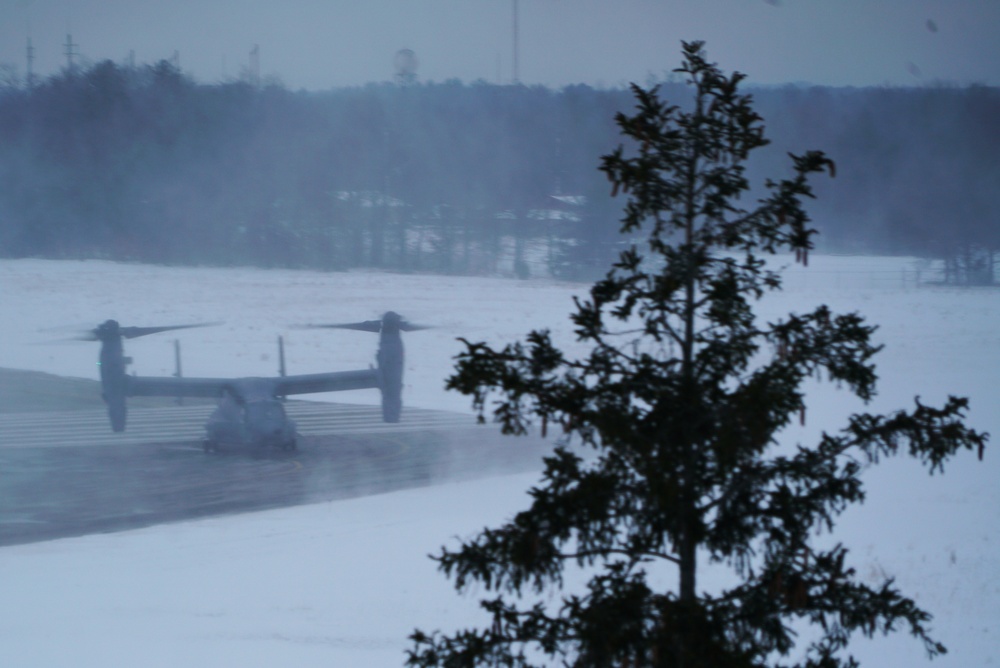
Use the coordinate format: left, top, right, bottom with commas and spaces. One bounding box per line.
2, 0, 999, 90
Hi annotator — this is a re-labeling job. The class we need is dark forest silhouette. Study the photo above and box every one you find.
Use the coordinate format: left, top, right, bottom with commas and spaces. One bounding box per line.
0, 60, 997, 281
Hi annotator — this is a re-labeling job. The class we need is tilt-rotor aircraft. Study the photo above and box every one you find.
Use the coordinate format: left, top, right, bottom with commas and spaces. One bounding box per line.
82, 312, 426, 452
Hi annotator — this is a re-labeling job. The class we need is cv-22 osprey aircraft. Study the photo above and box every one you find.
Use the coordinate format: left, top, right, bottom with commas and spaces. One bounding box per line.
81, 312, 426, 452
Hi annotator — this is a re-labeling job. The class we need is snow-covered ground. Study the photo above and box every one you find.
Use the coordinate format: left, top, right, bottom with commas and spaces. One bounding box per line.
0, 256, 997, 666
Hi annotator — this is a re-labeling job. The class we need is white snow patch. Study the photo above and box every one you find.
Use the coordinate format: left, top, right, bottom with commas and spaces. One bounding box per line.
0, 256, 997, 667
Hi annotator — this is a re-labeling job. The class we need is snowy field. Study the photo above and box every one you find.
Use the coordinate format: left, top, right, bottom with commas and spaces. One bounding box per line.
0, 256, 997, 667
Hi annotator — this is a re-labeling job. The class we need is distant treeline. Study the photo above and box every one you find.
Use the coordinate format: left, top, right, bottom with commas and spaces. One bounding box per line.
0, 60, 997, 280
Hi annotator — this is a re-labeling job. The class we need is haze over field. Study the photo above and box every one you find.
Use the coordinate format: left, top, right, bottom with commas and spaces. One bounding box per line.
2, 3, 998, 278
0, 256, 997, 666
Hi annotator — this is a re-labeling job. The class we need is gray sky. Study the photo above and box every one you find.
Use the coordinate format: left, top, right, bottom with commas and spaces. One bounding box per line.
2, 0, 999, 89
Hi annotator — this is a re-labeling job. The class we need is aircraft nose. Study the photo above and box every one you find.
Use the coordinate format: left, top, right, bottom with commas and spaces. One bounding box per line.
249, 416, 280, 440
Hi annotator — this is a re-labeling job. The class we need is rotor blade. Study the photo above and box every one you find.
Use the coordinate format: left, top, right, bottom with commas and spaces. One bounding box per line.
119, 323, 221, 339
56, 327, 107, 342
296, 321, 382, 333
32, 334, 98, 344
62, 321, 220, 343
297, 319, 431, 333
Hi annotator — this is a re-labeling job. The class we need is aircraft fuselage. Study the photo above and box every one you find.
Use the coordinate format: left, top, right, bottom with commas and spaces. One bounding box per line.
204, 396, 297, 452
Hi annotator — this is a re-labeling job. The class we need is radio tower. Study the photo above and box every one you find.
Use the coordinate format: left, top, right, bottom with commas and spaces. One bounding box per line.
250, 44, 260, 87
64, 33, 78, 72
26, 36, 35, 87
511, 0, 520, 84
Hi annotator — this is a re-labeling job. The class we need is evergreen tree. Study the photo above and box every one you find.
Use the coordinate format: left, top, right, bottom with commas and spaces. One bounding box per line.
407, 42, 987, 668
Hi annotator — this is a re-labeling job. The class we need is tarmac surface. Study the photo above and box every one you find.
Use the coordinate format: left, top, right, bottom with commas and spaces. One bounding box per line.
0, 402, 554, 547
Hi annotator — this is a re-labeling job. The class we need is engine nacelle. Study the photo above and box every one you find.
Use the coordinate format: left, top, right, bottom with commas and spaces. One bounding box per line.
96, 319, 129, 432
376, 312, 405, 423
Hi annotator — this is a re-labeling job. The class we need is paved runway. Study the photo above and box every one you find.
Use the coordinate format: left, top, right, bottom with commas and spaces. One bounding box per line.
0, 402, 553, 547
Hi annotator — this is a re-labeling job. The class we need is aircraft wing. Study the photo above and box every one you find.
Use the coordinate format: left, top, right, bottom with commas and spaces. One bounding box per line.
125, 369, 381, 400
274, 369, 380, 396
126, 376, 235, 399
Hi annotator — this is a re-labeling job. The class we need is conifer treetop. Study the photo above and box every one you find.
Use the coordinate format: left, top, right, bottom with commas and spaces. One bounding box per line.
408, 41, 986, 668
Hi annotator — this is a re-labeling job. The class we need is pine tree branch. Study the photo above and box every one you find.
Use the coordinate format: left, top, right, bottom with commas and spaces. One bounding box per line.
557, 547, 682, 567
